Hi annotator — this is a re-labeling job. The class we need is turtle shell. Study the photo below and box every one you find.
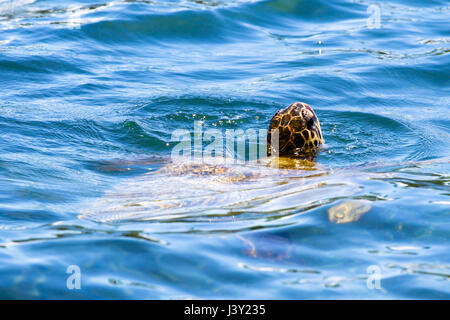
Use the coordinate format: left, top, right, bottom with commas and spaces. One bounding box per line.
327, 200, 371, 224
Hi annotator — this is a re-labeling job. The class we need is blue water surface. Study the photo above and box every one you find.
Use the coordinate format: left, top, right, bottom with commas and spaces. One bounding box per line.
0, 0, 449, 299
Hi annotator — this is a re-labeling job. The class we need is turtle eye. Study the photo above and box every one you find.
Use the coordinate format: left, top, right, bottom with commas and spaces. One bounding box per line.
306, 117, 315, 130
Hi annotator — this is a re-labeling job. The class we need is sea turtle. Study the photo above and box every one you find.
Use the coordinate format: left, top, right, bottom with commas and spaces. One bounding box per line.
79, 101, 375, 261
80, 101, 370, 227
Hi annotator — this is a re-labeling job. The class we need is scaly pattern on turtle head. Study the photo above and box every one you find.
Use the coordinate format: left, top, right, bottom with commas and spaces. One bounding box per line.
267, 102, 324, 158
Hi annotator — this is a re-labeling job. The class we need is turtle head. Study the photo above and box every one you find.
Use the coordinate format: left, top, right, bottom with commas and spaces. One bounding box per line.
267, 102, 324, 158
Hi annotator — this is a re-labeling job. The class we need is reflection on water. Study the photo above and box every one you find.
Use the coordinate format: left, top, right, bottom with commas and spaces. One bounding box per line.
79, 157, 448, 227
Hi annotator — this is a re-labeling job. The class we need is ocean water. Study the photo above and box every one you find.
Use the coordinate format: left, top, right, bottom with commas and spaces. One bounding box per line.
0, 0, 449, 299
